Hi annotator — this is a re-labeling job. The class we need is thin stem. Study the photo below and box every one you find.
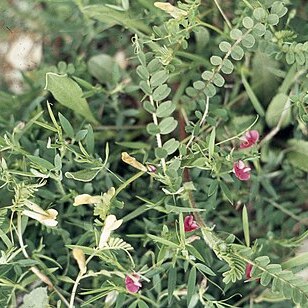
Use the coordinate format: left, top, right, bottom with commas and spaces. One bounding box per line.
149, 95, 166, 173
115, 171, 145, 197
212, 0, 232, 29
69, 273, 83, 308
16, 213, 70, 307
186, 96, 210, 149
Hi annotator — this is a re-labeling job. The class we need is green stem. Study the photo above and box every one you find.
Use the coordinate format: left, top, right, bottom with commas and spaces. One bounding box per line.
115, 171, 145, 197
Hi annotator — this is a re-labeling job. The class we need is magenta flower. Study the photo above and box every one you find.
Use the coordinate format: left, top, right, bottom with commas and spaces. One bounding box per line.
233, 160, 251, 181
125, 274, 142, 293
245, 263, 253, 279
184, 215, 199, 232
240, 130, 259, 149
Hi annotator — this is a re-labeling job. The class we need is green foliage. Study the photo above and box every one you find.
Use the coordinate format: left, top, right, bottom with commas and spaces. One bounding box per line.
0, 0, 307, 307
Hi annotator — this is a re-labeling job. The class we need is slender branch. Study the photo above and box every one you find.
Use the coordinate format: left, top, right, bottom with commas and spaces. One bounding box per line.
212, 0, 232, 29
149, 95, 167, 173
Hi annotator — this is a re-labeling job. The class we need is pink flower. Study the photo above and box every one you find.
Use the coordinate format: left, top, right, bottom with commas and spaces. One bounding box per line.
184, 215, 199, 232
240, 130, 259, 149
233, 160, 251, 181
125, 274, 142, 293
245, 263, 253, 279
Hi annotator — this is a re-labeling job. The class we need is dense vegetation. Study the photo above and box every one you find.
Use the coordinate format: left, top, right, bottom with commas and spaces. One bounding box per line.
0, 0, 307, 307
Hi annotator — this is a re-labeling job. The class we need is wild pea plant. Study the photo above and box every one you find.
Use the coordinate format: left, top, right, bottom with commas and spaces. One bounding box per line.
0, 0, 308, 307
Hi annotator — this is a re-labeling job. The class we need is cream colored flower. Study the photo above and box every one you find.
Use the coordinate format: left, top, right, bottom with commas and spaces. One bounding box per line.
99, 215, 123, 248
121, 152, 147, 172
154, 2, 187, 19
23, 201, 58, 227
73, 194, 102, 206
72, 248, 87, 274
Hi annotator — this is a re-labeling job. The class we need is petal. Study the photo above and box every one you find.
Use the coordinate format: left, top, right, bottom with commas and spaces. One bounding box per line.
104, 215, 117, 229
73, 194, 101, 206
99, 230, 111, 248
46, 209, 58, 219
23, 210, 44, 221
24, 201, 46, 215
238, 160, 245, 169
248, 130, 259, 142
121, 152, 147, 172
109, 219, 123, 231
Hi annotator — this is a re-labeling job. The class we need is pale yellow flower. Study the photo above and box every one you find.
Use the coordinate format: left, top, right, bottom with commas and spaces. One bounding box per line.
121, 152, 147, 172
73, 194, 102, 206
154, 2, 187, 19
72, 248, 86, 274
23, 201, 58, 227
99, 215, 123, 248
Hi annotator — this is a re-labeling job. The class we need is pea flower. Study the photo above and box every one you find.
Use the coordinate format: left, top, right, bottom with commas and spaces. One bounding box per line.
125, 274, 142, 293
72, 248, 86, 274
73, 194, 102, 206
245, 263, 253, 279
184, 215, 199, 232
233, 160, 251, 181
23, 201, 58, 227
98, 215, 123, 248
240, 130, 259, 149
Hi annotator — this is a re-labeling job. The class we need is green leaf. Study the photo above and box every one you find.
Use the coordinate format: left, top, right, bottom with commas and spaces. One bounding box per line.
150, 70, 169, 87
136, 65, 149, 80
201, 70, 213, 81
220, 181, 233, 204
204, 84, 216, 97
65, 168, 102, 182
147, 234, 179, 248
231, 46, 244, 60
193, 80, 205, 90
168, 267, 177, 305
210, 56, 222, 66
267, 14, 279, 25
287, 139, 308, 172
82, 5, 151, 34
213, 73, 225, 87
159, 117, 178, 135
20, 287, 49, 308
155, 147, 168, 159
271, 1, 287, 18
230, 29, 242, 40
146, 123, 160, 135
143, 100, 156, 113
253, 8, 267, 21
44, 73, 97, 124
140, 81, 152, 95
195, 263, 216, 276
221, 59, 234, 74
85, 125, 95, 154
156, 101, 176, 118
282, 253, 308, 270
152, 84, 171, 101
187, 266, 196, 306
219, 41, 231, 52
242, 34, 255, 48
208, 180, 218, 196
260, 271, 271, 286
163, 138, 179, 155
252, 23, 266, 36
265, 93, 291, 128
242, 205, 250, 247
241, 71, 265, 117
242, 17, 254, 29
58, 112, 74, 138
27, 155, 54, 170
208, 127, 215, 159
138, 300, 149, 308
88, 54, 120, 84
